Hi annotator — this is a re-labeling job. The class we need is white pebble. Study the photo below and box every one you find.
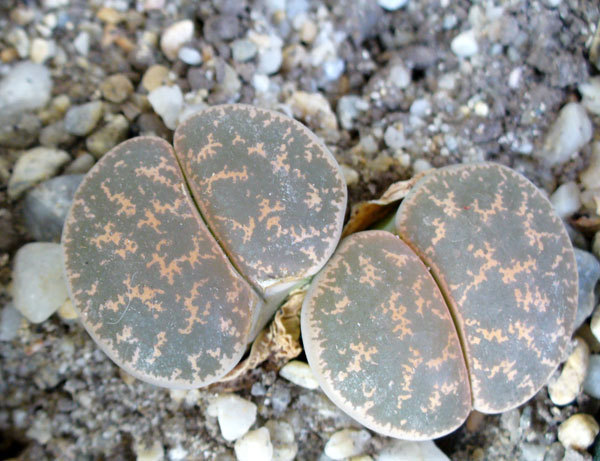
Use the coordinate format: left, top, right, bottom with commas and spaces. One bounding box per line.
558, 414, 599, 450
389, 62, 411, 89
280, 361, 320, 390
451, 30, 479, 58
73, 32, 90, 56
178, 47, 202, 66
160, 20, 194, 61
12, 243, 69, 323
210, 394, 257, 442
579, 77, 600, 116
0, 61, 52, 115
234, 427, 273, 461
148, 85, 183, 130
134, 440, 165, 461
324, 429, 371, 460
413, 159, 433, 174
508, 67, 523, 89
252, 74, 270, 93
265, 420, 297, 461
548, 337, 589, 405
580, 142, 600, 190
409, 99, 431, 118
323, 58, 345, 81
30, 38, 55, 63
539, 102, 593, 166
550, 181, 581, 219
376, 440, 449, 460
377, 0, 409, 10
384, 125, 406, 150
257, 47, 283, 75
340, 165, 360, 186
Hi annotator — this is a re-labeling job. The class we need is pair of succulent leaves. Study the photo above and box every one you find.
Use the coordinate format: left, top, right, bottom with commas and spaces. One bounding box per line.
63, 104, 577, 441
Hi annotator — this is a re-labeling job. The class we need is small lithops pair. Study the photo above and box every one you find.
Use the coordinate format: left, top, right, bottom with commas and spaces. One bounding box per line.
302, 163, 578, 439
62, 104, 346, 388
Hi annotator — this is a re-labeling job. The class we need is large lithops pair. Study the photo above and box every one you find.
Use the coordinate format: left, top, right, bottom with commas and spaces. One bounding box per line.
63, 104, 577, 440
302, 163, 578, 439
62, 104, 346, 388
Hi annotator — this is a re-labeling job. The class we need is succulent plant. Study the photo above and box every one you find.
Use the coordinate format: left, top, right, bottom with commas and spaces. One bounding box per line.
302, 163, 578, 440
62, 104, 347, 388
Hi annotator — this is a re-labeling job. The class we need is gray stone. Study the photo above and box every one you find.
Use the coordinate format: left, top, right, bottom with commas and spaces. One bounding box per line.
86, 114, 129, 158
8, 147, 71, 200
574, 248, 600, 328
583, 355, 600, 399
39, 120, 75, 147
0, 112, 41, 148
231, 39, 258, 62
23, 175, 84, 242
64, 153, 95, 175
12, 242, 69, 323
0, 303, 24, 342
203, 15, 241, 43
0, 61, 52, 116
64, 101, 104, 136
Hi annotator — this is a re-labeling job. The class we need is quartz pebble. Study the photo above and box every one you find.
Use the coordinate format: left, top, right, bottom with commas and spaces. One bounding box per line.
558, 414, 599, 450
8, 147, 71, 199
57, 299, 79, 320
340, 165, 360, 186
579, 77, 600, 116
178, 47, 202, 66
0, 61, 52, 115
550, 182, 581, 218
580, 142, 600, 190
539, 103, 593, 166
548, 337, 589, 405
376, 440, 449, 460
574, 249, 600, 328
234, 427, 273, 461
0, 303, 23, 341
287, 91, 338, 132
23, 174, 83, 242
377, 0, 409, 11
337, 95, 369, 131
451, 30, 479, 57
280, 360, 320, 389
64, 101, 104, 136
583, 354, 600, 398
324, 429, 371, 460
148, 85, 183, 130
160, 20, 194, 61
208, 394, 257, 442
12, 242, 69, 323
134, 440, 165, 461
265, 420, 297, 461
231, 39, 258, 62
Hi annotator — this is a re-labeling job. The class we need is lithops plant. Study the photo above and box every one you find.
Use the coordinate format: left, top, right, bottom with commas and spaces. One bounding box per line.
302, 162, 578, 440
62, 104, 346, 388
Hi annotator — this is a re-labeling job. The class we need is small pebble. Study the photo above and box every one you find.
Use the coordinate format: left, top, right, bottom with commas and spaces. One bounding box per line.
548, 337, 589, 405
579, 77, 600, 116
160, 20, 194, 61
580, 142, 600, 190
389, 62, 411, 89
208, 394, 257, 442
23, 174, 83, 242
8, 146, 71, 199
519, 443, 545, 461
39, 120, 75, 147
178, 47, 202, 66
232, 39, 258, 62
26, 411, 52, 444
148, 85, 183, 130
280, 361, 320, 389
287, 91, 338, 132
30, 38, 54, 63
64, 153, 95, 175
340, 165, 360, 186
73, 32, 90, 56
0, 303, 24, 341
583, 354, 600, 398
550, 182, 581, 218
384, 125, 406, 150
134, 440, 165, 461
574, 249, 600, 328
337, 95, 369, 131
257, 47, 283, 75
324, 429, 371, 460
234, 427, 273, 461
451, 30, 479, 57
539, 103, 593, 166
64, 101, 104, 136
265, 420, 297, 461
0, 61, 52, 115
12, 242, 69, 323
413, 159, 433, 174
558, 414, 599, 450
141, 65, 170, 92
376, 440, 449, 460
57, 299, 79, 320
0, 112, 42, 148
410, 99, 431, 118
101, 74, 134, 103
377, 0, 409, 11
86, 114, 130, 158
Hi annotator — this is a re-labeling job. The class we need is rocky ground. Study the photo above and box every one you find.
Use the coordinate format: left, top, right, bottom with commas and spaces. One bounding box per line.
1, 0, 600, 460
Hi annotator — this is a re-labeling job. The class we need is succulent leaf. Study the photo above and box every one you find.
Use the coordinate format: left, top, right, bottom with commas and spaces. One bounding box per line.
396, 163, 577, 412
302, 231, 471, 440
